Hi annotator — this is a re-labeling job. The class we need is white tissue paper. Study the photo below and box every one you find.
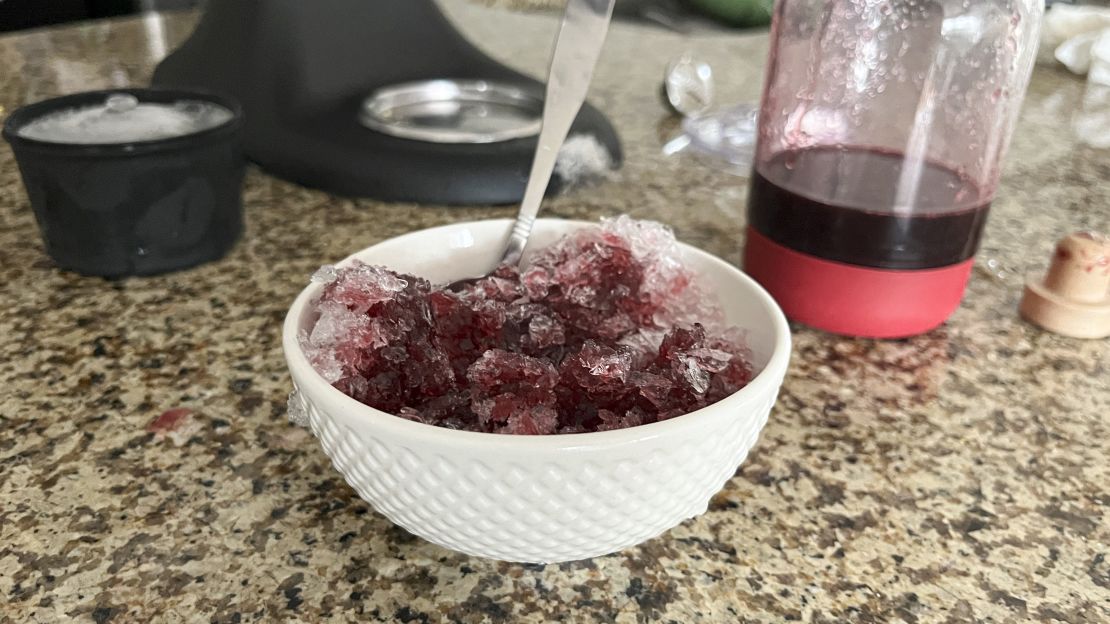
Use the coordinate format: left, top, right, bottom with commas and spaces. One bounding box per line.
1055, 29, 1106, 75
1042, 4, 1110, 147
1042, 5, 1110, 70
1090, 31, 1110, 87
1042, 4, 1110, 84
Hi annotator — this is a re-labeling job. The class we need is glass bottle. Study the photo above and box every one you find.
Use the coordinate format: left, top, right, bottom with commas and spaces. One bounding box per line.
745, 0, 1044, 337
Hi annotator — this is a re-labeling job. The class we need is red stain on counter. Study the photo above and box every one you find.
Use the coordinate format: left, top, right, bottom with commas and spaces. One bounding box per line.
147, 408, 194, 434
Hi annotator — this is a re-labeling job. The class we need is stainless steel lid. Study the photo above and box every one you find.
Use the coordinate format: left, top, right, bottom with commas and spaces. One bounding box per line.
359, 79, 543, 144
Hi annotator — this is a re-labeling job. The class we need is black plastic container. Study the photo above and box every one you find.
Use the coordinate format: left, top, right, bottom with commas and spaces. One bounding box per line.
3, 88, 245, 277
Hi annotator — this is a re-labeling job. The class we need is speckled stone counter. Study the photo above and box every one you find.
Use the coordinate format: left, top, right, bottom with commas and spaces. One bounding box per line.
1, 3, 1108, 623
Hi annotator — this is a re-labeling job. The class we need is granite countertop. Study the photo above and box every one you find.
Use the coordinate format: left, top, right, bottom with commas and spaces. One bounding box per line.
1, 3, 1107, 623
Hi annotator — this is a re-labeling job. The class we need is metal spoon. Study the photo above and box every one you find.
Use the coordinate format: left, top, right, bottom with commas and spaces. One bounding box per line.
448, 0, 616, 291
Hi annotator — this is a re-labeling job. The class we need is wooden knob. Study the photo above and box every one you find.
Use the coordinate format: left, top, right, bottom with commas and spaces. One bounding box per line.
1020, 232, 1110, 339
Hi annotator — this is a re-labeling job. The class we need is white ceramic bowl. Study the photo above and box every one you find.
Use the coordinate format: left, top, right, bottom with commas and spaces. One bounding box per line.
283, 219, 791, 563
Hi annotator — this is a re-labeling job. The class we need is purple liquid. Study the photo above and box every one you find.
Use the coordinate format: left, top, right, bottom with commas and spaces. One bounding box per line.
747, 147, 992, 270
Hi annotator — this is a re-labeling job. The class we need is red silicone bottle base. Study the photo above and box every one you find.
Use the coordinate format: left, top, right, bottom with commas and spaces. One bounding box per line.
743, 227, 974, 339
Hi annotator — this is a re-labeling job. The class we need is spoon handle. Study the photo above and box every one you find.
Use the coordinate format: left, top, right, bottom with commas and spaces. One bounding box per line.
501, 0, 617, 266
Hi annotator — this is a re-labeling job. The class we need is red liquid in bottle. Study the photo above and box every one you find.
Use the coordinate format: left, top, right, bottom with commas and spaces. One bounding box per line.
748, 147, 991, 270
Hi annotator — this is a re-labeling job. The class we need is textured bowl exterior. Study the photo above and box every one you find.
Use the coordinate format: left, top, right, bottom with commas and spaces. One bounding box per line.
290, 378, 777, 563
284, 219, 791, 563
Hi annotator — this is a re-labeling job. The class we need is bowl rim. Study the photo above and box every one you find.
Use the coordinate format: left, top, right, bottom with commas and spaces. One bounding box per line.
283, 218, 792, 450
